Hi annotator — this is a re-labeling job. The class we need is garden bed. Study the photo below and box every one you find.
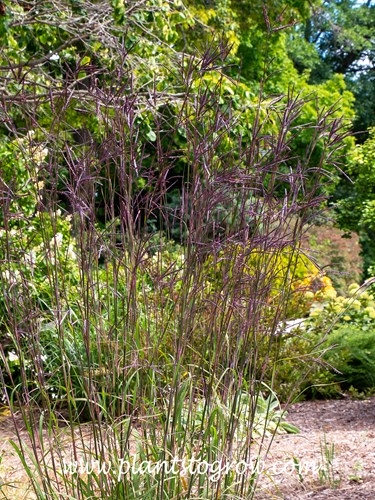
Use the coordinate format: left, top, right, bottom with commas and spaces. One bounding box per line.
1, 397, 375, 499
256, 397, 375, 498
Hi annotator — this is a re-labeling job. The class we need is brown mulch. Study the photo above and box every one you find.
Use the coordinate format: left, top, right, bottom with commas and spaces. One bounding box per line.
256, 397, 375, 499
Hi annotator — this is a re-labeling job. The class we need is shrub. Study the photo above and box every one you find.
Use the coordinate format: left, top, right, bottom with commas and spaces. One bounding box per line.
323, 325, 375, 391
270, 279, 375, 400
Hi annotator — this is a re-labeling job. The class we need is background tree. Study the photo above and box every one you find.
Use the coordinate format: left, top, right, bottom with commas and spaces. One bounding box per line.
285, 0, 375, 276
0, 0, 355, 239
287, 0, 375, 135
335, 128, 375, 276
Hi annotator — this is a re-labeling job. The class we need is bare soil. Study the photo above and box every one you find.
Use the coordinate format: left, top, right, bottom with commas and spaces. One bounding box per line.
1, 397, 375, 499
256, 397, 375, 499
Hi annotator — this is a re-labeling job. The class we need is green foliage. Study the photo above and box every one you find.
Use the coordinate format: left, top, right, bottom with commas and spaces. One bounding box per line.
305, 281, 375, 328
323, 325, 375, 391
272, 279, 375, 400
263, 326, 341, 401
320, 0, 374, 76
257, 273, 375, 401
0, 1, 368, 497
287, 0, 375, 275
0, 0, 356, 174
304, 279, 375, 392
291, 0, 375, 78
279, 0, 375, 275
319, 433, 340, 488
287, 0, 375, 124
335, 129, 375, 276
0, 134, 43, 220
180, 384, 299, 443
348, 73, 375, 138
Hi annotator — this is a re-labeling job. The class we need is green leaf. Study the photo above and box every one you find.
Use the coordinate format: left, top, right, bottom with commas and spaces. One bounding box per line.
146, 130, 157, 142
281, 422, 300, 434
81, 56, 91, 66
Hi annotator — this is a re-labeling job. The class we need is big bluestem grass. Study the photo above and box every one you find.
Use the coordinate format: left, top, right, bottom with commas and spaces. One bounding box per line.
0, 38, 349, 499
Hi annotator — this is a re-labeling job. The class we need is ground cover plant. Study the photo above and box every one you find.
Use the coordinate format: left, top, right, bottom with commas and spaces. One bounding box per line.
0, 1, 362, 499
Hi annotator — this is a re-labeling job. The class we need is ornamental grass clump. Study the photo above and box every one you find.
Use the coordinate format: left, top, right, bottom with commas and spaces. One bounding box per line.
0, 20, 350, 500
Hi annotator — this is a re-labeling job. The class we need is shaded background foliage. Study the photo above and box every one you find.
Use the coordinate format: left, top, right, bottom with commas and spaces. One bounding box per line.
0, 0, 365, 234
